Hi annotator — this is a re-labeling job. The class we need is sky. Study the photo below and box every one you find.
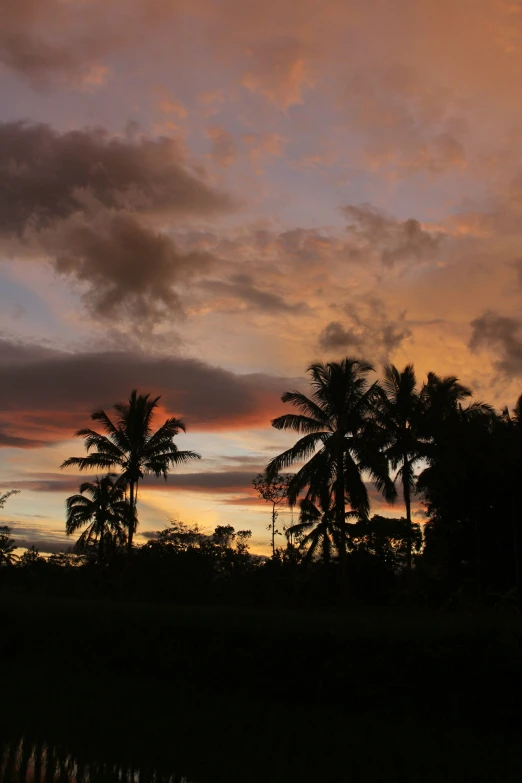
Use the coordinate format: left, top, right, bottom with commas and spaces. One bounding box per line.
2, 0, 522, 555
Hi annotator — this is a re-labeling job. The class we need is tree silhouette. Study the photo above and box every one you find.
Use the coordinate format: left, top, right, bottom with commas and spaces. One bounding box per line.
252, 472, 292, 557
377, 364, 426, 570
418, 378, 493, 589
266, 359, 395, 589
501, 394, 522, 604
65, 475, 129, 561
285, 485, 354, 563
0, 491, 20, 567
0, 525, 17, 566
61, 390, 200, 553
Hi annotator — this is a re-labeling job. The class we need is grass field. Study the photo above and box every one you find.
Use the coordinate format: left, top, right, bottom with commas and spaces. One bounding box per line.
1, 596, 522, 781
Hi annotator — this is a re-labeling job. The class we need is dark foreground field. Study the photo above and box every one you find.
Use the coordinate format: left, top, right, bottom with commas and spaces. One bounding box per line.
1, 597, 522, 781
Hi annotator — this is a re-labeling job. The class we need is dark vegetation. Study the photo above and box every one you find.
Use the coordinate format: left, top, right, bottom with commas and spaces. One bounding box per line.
1, 357, 522, 608
1, 357, 522, 781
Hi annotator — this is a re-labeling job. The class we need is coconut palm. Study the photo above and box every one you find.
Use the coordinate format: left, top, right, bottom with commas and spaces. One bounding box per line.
266, 359, 396, 577
61, 390, 201, 553
419, 372, 472, 432
66, 475, 129, 561
286, 485, 355, 563
377, 364, 427, 570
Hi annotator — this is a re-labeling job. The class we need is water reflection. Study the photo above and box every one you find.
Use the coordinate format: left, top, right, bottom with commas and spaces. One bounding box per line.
0, 737, 195, 783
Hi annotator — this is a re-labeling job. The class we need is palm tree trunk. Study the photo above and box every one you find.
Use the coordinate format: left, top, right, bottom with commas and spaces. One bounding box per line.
98, 528, 105, 564
403, 455, 412, 570
271, 502, 276, 557
127, 480, 135, 555
336, 449, 349, 599
513, 495, 521, 608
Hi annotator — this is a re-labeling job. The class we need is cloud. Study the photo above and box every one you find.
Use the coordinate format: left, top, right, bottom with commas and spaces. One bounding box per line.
145, 470, 257, 493
0, 121, 236, 324
201, 274, 308, 314
0, 337, 297, 443
469, 311, 522, 375
0, 0, 194, 87
0, 475, 83, 493
318, 296, 412, 361
342, 204, 443, 268
48, 212, 213, 322
0, 427, 48, 449
206, 126, 236, 167
241, 37, 314, 108
4, 521, 72, 553
0, 121, 233, 236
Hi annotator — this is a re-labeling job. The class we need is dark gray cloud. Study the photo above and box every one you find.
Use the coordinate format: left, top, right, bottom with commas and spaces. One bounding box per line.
49, 212, 213, 322
202, 274, 308, 313
342, 204, 443, 268
0, 518, 71, 553
0, 120, 236, 323
469, 311, 522, 375
0, 336, 296, 443
0, 121, 233, 236
0, 427, 48, 449
0, 475, 81, 493
147, 470, 257, 492
318, 297, 411, 360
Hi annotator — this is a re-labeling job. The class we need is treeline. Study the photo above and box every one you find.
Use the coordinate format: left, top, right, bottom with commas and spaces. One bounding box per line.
1, 357, 522, 608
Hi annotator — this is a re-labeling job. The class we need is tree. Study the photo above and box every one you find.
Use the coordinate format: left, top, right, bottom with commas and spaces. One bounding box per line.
500, 394, 522, 604
0, 490, 20, 567
285, 485, 353, 563
18, 546, 44, 567
266, 359, 396, 589
377, 364, 426, 570
348, 515, 422, 567
0, 490, 20, 509
61, 389, 200, 553
0, 526, 17, 566
66, 475, 129, 561
418, 377, 494, 590
253, 472, 292, 557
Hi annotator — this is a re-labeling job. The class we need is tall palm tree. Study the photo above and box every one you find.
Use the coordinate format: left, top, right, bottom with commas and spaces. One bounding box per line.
65, 475, 129, 561
266, 359, 396, 580
377, 364, 426, 570
420, 372, 472, 432
61, 390, 201, 553
286, 486, 356, 563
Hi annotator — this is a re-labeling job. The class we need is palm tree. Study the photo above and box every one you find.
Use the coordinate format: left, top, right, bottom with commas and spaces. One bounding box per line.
65, 475, 129, 561
377, 364, 426, 570
417, 373, 492, 587
0, 525, 17, 566
420, 372, 472, 432
266, 359, 396, 583
286, 485, 356, 563
61, 390, 201, 553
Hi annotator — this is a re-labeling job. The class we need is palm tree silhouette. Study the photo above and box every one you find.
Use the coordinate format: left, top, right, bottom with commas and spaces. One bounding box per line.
267, 359, 395, 587
377, 364, 426, 570
286, 485, 356, 563
61, 390, 201, 553
420, 372, 472, 431
65, 475, 129, 561
0, 525, 17, 566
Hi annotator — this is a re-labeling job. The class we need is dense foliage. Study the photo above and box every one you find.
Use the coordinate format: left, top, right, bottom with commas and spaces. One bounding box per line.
2, 359, 522, 608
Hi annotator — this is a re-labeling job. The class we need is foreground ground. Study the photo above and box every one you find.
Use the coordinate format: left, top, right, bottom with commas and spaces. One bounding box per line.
1, 596, 522, 781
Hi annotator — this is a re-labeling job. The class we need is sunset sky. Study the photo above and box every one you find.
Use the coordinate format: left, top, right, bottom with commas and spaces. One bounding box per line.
2, 0, 522, 554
